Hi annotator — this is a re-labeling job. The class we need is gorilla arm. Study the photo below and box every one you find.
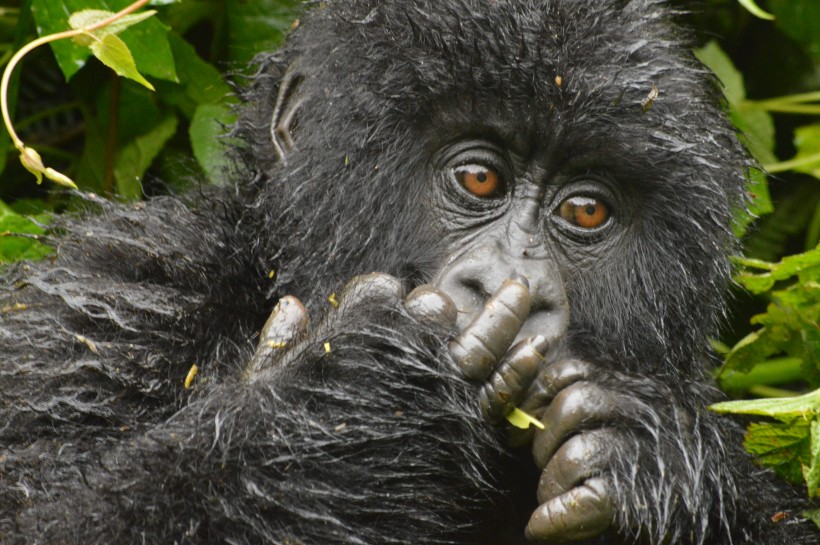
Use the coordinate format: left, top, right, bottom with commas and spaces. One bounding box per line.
2, 274, 512, 545
0, 193, 259, 441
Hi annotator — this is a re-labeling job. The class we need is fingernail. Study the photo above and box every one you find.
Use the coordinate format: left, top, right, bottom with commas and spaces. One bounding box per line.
530, 335, 549, 359
509, 274, 529, 288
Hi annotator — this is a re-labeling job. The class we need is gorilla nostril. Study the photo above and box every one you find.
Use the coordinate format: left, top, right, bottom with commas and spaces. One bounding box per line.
462, 277, 491, 302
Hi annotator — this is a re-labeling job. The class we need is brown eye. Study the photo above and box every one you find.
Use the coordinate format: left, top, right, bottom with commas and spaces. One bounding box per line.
454, 164, 504, 198
558, 196, 610, 229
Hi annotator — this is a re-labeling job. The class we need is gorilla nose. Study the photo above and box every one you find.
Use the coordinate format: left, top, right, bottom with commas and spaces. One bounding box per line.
433, 246, 570, 346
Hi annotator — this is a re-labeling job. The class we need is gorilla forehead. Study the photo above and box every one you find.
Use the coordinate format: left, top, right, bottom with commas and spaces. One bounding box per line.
266, 0, 745, 246
283, 0, 735, 189
297, 0, 691, 122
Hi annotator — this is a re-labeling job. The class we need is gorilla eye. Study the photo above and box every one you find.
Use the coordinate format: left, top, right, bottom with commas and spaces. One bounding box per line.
557, 196, 610, 229
453, 164, 505, 199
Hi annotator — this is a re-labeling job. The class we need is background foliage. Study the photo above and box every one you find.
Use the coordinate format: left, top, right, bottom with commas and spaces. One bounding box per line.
0, 0, 818, 508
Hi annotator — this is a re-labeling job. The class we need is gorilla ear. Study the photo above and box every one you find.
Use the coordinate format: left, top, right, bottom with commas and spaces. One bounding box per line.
271, 63, 306, 165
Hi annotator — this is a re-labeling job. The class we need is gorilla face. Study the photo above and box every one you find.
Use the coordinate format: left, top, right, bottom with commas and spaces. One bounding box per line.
256, 0, 745, 373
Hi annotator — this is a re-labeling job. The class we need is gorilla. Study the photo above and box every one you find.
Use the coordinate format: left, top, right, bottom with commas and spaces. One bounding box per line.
0, 0, 817, 544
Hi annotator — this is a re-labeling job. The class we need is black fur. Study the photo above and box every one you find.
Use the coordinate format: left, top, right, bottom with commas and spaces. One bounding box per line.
0, 1, 816, 543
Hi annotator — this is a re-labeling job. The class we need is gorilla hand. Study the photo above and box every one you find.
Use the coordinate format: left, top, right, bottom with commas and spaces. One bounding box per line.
521, 359, 618, 543
519, 358, 711, 544
246, 273, 407, 379
410, 276, 550, 426
251, 274, 548, 426
446, 276, 551, 425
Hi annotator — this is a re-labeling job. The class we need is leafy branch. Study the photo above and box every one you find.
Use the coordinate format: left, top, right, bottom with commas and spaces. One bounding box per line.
0, 0, 155, 189
738, 92, 820, 173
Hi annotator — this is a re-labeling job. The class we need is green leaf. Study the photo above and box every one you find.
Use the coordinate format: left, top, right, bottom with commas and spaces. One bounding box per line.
743, 185, 820, 261
68, 8, 156, 37
100, 79, 164, 144
724, 325, 789, 373
159, 0, 216, 36
170, 38, 231, 105
32, 0, 177, 82
792, 123, 820, 179
190, 103, 237, 185
225, 0, 302, 64
710, 388, 820, 419
717, 357, 805, 393
804, 419, 820, 497
735, 271, 776, 294
114, 115, 178, 200
735, 247, 820, 294
695, 41, 745, 106
773, 248, 820, 280
695, 41, 776, 233
0, 200, 53, 263
805, 508, 820, 530
768, 0, 820, 62
732, 109, 777, 165
90, 33, 155, 90
111, 4, 176, 83
744, 419, 811, 484
734, 168, 774, 236
74, 111, 107, 192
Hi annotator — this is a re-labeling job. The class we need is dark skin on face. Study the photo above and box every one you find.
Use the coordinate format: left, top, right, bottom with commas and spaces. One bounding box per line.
255, 128, 630, 543
430, 131, 622, 542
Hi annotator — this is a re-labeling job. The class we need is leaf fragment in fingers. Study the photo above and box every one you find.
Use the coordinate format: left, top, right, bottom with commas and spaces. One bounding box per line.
506, 408, 545, 430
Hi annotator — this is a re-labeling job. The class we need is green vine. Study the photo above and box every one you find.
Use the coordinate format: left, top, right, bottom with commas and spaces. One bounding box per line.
0, 0, 155, 189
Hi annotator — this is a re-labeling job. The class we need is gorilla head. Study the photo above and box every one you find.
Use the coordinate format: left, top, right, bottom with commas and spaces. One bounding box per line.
236, 0, 745, 374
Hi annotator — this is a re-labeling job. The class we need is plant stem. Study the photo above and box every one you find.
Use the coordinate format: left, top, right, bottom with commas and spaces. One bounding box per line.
748, 385, 802, 399
743, 101, 820, 115
753, 91, 820, 105
765, 152, 820, 174
0, 0, 150, 152
718, 357, 804, 392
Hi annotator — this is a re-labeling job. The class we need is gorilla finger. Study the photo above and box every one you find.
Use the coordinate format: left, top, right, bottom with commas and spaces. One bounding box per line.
518, 359, 596, 413
405, 284, 458, 329
543, 359, 596, 399
247, 296, 309, 376
537, 430, 614, 502
533, 381, 631, 468
449, 276, 531, 381
479, 335, 549, 422
526, 477, 614, 543
506, 426, 536, 449
339, 273, 405, 309
520, 360, 600, 412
